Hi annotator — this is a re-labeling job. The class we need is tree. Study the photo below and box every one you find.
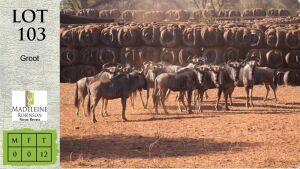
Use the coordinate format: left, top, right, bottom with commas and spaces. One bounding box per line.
193, 0, 208, 9
210, 0, 225, 13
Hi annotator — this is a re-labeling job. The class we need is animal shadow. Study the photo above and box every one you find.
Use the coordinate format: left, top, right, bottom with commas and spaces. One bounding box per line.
61, 134, 259, 161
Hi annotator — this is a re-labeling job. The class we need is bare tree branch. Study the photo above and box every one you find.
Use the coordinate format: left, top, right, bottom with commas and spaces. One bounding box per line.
202, 0, 207, 9
217, 0, 224, 13
193, 0, 200, 9
210, 0, 216, 12
80, 0, 88, 8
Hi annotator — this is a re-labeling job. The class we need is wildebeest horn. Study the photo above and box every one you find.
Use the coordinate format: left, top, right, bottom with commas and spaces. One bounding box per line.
227, 59, 232, 64
102, 68, 111, 73
143, 61, 152, 66
137, 68, 144, 74
116, 63, 123, 69
187, 56, 193, 63
156, 63, 163, 69
238, 59, 245, 66
102, 62, 112, 69
200, 57, 207, 63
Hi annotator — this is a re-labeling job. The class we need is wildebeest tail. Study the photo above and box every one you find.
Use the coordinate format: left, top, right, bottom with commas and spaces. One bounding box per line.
273, 70, 279, 90
153, 79, 159, 108
86, 87, 91, 116
74, 82, 79, 108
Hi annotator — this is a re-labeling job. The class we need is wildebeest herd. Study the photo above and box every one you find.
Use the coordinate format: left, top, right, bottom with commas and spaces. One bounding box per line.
61, 8, 300, 123
74, 57, 279, 123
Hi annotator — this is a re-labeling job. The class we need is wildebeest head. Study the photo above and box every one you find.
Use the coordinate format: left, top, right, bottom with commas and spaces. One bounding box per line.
187, 56, 206, 67
102, 62, 124, 76
228, 60, 243, 85
142, 61, 153, 75
244, 60, 257, 83
195, 65, 209, 85
209, 64, 224, 87
123, 64, 134, 73
132, 71, 148, 90
145, 63, 163, 83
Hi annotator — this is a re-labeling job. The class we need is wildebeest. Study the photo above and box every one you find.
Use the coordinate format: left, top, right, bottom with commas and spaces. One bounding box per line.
255, 67, 279, 101
193, 65, 217, 112
74, 63, 123, 117
209, 62, 241, 111
143, 58, 207, 110
192, 62, 237, 112
153, 69, 200, 114
86, 71, 147, 123
235, 60, 279, 107
177, 57, 209, 105
142, 61, 183, 108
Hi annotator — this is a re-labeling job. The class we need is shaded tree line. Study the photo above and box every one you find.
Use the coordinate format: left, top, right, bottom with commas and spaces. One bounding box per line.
61, 0, 299, 14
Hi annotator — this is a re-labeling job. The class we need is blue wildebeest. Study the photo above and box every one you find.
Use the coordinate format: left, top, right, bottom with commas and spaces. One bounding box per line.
208, 61, 242, 111
86, 71, 147, 123
235, 60, 279, 108
153, 68, 201, 114
193, 65, 217, 112
74, 63, 123, 117
175, 57, 210, 110
142, 61, 183, 109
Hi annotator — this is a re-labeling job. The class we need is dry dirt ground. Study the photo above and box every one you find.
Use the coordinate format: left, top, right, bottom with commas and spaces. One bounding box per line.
60, 83, 300, 168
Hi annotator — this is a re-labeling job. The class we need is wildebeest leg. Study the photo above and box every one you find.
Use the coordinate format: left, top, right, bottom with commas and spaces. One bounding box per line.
264, 84, 270, 101
198, 89, 204, 112
76, 94, 85, 117
215, 88, 222, 111
196, 91, 200, 112
195, 90, 200, 111
100, 98, 105, 117
250, 87, 254, 107
153, 92, 158, 113
82, 94, 88, 117
223, 90, 230, 111
153, 88, 160, 113
154, 92, 159, 113
176, 93, 182, 112
75, 105, 80, 116
145, 88, 149, 108
121, 97, 128, 121
271, 84, 278, 102
75, 93, 82, 116
229, 93, 233, 106
245, 86, 250, 108
130, 92, 135, 109
74, 83, 81, 116
91, 96, 101, 123
139, 90, 146, 108
180, 92, 188, 111
187, 90, 193, 114
193, 90, 197, 108
160, 88, 169, 114
165, 89, 171, 101
229, 87, 234, 106
205, 91, 209, 100
104, 99, 109, 116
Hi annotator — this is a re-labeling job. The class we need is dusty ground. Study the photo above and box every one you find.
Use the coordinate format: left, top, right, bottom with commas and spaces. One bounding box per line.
60, 83, 300, 168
